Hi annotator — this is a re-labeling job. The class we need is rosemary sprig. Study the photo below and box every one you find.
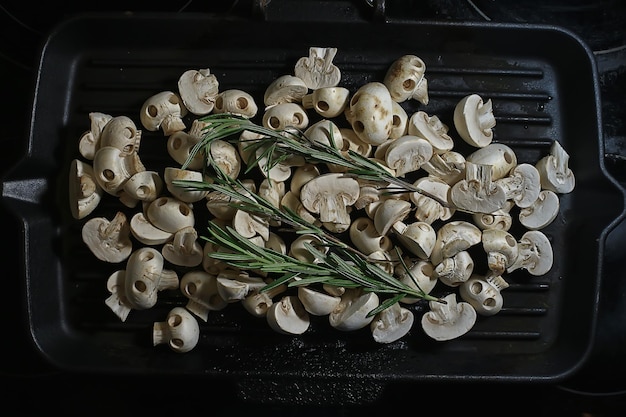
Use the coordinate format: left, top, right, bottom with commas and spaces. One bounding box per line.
182, 113, 446, 205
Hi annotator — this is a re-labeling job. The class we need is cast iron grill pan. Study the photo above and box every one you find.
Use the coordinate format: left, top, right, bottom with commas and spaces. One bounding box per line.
3, 13, 622, 403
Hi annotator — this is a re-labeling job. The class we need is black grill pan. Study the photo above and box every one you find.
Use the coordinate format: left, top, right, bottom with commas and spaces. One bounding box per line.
2, 12, 625, 404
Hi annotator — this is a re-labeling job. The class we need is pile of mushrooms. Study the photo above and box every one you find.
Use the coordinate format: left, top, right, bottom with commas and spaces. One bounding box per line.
69, 47, 575, 352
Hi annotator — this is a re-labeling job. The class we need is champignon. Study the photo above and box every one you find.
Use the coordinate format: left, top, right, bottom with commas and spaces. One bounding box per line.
81, 211, 133, 263
421, 293, 477, 341
177, 68, 219, 115
453, 93, 496, 148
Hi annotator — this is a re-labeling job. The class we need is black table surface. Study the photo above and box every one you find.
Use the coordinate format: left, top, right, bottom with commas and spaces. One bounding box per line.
2, 1, 625, 415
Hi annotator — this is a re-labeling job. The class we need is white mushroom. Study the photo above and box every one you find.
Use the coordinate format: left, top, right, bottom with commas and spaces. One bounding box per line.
407, 111, 454, 154
421, 293, 477, 341
450, 161, 507, 214
396, 259, 437, 303
232, 209, 270, 242
392, 221, 436, 260
140, 91, 188, 135
99, 115, 142, 156
453, 93, 496, 148
421, 151, 466, 185
299, 172, 360, 227
129, 212, 173, 245
104, 270, 132, 322
92, 146, 145, 196
69, 159, 103, 220
495, 163, 541, 208
213, 89, 258, 118
262, 102, 309, 131
81, 211, 132, 263
164, 167, 209, 203
280, 191, 319, 226
153, 307, 200, 353
263, 74, 308, 107
329, 288, 379, 332
466, 143, 518, 181
481, 229, 519, 275
373, 198, 412, 236
506, 230, 554, 276
535, 140, 575, 194
349, 217, 393, 255
242, 281, 288, 318
301, 86, 350, 118
472, 200, 514, 232
124, 247, 179, 310
410, 176, 454, 224
289, 234, 327, 264
266, 295, 310, 335
340, 128, 372, 157
216, 272, 267, 303
433, 250, 474, 287
177, 68, 219, 115
180, 270, 228, 321
162, 226, 204, 267
459, 273, 509, 316
290, 163, 321, 196
384, 135, 433, 177
370, 302, 414, 344
297, 286, 342, 316
519, 190, 560, 230
430, 220, 482, 266
294, 47, 341, 89
383, 54, 428, 104
389, 101, 409, 140
78, 111, 113, 160
210, 139, 241, 179
122, 170, 163, 204
166, 121, 205, 170
345, 82, 394, 146
146, 196, 195, 233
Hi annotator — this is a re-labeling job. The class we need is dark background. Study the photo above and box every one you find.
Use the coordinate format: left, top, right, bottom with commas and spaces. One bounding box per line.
1, 0, 625, 415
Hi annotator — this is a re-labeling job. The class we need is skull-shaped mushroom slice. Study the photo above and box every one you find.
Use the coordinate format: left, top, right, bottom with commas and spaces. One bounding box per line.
481, 229, 519, 276
349, 217, 394, 256
125, 247, 179, 310
345, 81, 394, 146
264, 74, 309, 108
99, 115, 142, 155
430, 220, 482, 266
214, 89, 258, 119
389, 101, 409, 140
535, 140, 575, 194
466, 143, 518, 181
78, 111, 113, 160
421, 293, 477, 341
370, 302, 414, 344
92, 146, 145, 196
299, 172, 360, 228
506, 230, 554, 276
433, 251, 474, 287
302, 86, 350, 118
519, 190, 560, 230
453, 93, 496, 148
472, 200, 514, 232
166, 119, 208, 170
262, 102, 309, 131
81, 211, 132, 263
180, 270, 228, 321
407, 111, 454, 154
383, 54, 429, 105
459, 273, 509, 316
294, 47, 341, 90
122, 170, 163, 205
329, 288, 379, 331
153, 307, 200, 353
146, 196, 195, 234
69, 159, 103, 220
396, 259, 437, 303
242, 280, 287, 318
140, 91, 188, 136
373, 198, 412, 236
177, 68, 219, 116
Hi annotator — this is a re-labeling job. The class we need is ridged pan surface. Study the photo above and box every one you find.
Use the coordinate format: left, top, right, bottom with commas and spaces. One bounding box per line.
3, 13, 620, 400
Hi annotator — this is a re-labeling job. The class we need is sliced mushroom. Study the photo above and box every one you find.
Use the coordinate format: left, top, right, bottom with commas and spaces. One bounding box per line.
297, 286, 342, 316
453, 93, 496, 148
392, 221, 436, 260
129, 211, 173, 245
164, 167, 209, 203
99, 115, 142, 156
299, 172, 360, 227
329, 288, 379, 332
153, 307, 200, 353
345, 82, 394, 146
180, 270, 228, 322
262, 102, 309, 131
78, 111, 113, 160
433, 250, 474, 287
104, 270, 132, 322
294, 47, 341, 90
519, 190, 560, 230
396, 259, 437, 303
264, 74, 309, 107
450, 161, 507, 214
122, 170, 163, 204
383, 54, 428, 104
373, 198, 412, 236
216, 271, 267, 303
125, 247, 179, 310
69, 159, 103, 219
93, 146, 145, 196
410, 176, 454, 224
140, 91, 188, 135
232, 209, 270, 242
535, 140, 575, 194
146, 196, 195, 233
472, 200, 514, 232
408, 111, 454, 154
162, 226, 204, 267
459, 273, 509, 316
302, 86, 350, 118
242, 280, 288, 318
370, 302, 414, 344
214, 89, 258, 119
81, 211, 133, 263
177, 68, 219, 115
349, 216, 394, 255
384, 135, 433, 177
210, 139, 242, 180
495, 163, 541, 208
482, 229, 519, 275
166, 120, 206, 170
389, 101, 409, 140
421, 293, 477, 341
266, 295, 311, 335
506, 230, 554, 276
430, 220, 482, 266
421, 151, 466, 185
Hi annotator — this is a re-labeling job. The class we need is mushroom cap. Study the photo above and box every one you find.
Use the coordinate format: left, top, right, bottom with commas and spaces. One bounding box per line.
266, 295, 310, 335
130, 212, 173, 245
397, 259, 437, 302
507, 230, 554, 276
346, 82, 394, 146
519, 190, 560, 230
373, 198, 412, 236
453, 93, 496, 148
350, 216, 393, 255
302, 86, 351, 119
459, 274, 505, 316
393, 221, 436, 259
153, 306, 200, 353
262, 102, 310, 131
177, 68, 219, 115
466, 143, 518, 180
146, 196, 195, 233
299, 173, 360, 225
383, 54, 427, 103
214, 89, 258, 119
421, 293, 477, 341
264, 74, 309, 107
298, 286, 341, 316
